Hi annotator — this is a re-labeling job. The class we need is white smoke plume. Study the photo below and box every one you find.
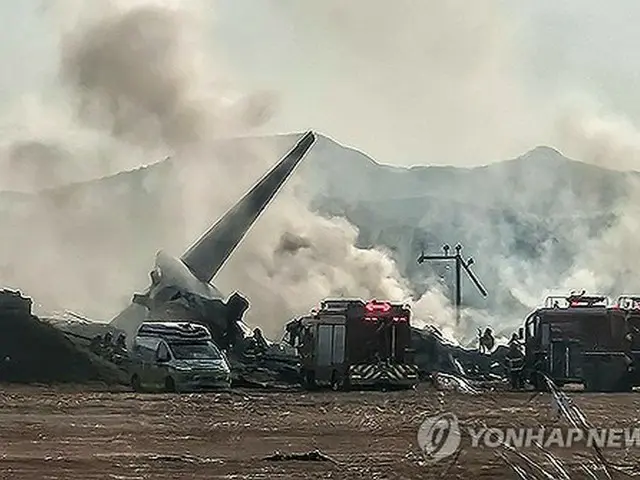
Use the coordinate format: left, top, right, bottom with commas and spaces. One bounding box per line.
480, 101, 640, 328
259, 0, 551, 166
0, 0, 458, 340
6, 0, 640, 346
553, 105, 640, 297
197, 3, 640, 341
262, 0, 640, 339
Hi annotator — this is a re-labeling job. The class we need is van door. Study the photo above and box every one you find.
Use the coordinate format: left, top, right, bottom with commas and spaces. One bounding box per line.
152, 341, 172, 389
132, 337, 157, 389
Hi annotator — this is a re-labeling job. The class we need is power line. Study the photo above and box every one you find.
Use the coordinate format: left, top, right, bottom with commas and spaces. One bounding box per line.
417, 243, 487, 325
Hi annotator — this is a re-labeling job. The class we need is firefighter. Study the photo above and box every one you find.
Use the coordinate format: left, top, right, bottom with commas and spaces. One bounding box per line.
478, 327, 495, 354
507, 333, 525, 389
101, 331, 114, 361
223, 292, 249, 351
115, 333, 126, 350
253, 327, 268, 354
113, 333, 127, 364
284, 318, 302, 347
300, 327, 314, 356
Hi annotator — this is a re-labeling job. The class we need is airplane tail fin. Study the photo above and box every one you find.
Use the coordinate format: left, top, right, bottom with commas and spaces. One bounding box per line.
181, 131, 316, 283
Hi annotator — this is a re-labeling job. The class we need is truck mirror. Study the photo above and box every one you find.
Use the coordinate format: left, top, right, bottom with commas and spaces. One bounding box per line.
518, 328, 524, 340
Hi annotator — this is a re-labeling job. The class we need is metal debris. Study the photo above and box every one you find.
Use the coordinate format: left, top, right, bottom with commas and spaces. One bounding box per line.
263, 449, 339, 464
431, 371, 480, 394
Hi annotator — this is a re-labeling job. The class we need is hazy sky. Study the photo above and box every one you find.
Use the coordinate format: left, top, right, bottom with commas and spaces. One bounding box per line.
3, 0, 640, 166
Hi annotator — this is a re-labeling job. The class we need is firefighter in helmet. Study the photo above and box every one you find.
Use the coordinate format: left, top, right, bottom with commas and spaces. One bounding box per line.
101, 331, 114, 361
253, 327, 268, 354
478, 327, 495, 354
507, 332, 525, 389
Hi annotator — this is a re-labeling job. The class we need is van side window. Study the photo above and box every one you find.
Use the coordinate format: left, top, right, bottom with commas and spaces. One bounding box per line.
157, 342, 171, 361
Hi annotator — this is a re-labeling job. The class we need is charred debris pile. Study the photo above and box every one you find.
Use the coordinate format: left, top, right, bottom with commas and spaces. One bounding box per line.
411, 326, 509, 381
149, 291, 303, 389
156, 293, 508, 388
0, 289, 125, 384
0, 288, 511, 390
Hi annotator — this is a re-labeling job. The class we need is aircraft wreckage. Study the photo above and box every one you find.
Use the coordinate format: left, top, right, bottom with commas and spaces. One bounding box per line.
4, 129, 510, 389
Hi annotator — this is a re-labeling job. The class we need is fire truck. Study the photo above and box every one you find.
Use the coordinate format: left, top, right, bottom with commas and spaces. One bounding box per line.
288, 298, 420, 390
515, 293, 640, 392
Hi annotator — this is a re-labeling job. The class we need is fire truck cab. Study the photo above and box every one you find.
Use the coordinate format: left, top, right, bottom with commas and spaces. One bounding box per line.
291, 298, 419, 390
517, 293, 638, 392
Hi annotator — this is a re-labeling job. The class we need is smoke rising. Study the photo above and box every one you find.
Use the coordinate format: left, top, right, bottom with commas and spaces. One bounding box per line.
0, 0, 456, 341
3, 0, 640, 345
255, 0, 552, 167
553, 106, 640, 298
257, 0, 640, 339
1, 0, 281, 315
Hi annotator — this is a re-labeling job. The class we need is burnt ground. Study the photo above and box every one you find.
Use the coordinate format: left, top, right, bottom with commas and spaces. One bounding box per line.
1, 384, 640, 479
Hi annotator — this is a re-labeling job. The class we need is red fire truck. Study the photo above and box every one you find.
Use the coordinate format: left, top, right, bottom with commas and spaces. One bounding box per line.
287, 298, 419, 390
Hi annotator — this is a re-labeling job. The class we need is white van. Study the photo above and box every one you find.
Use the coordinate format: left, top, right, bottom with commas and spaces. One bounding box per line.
129, 322, 231, 392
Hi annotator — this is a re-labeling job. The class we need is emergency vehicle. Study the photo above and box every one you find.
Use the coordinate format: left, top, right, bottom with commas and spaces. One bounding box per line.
515, 293, 640, 392
291, 298, 419, 390
129, 322, 231, 392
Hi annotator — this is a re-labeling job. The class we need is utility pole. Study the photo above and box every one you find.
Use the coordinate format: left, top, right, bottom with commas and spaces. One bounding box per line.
417, 243, 488, 326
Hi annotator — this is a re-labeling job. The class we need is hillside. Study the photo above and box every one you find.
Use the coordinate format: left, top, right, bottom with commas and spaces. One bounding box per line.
0, 133, 636, 335
300, 138, 636, 323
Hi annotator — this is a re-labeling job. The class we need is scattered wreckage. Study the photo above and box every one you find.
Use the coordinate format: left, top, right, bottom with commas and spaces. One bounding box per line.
0, 127, 513, 392
0, 283, 517, 393
496, 374, 617, 479
109, 131, 317, 348
45, 289, 640, 395
2, 284, 517, 392
0, 289, 125, 384
56, 291, 301, 390
4, 126, 640, 396
122, 295, 512, 391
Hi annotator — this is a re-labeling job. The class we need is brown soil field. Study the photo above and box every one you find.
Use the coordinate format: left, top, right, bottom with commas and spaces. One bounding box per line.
1, 384, 639, 479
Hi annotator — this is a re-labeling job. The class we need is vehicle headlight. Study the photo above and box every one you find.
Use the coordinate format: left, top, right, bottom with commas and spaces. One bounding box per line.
174, 366, 192, 372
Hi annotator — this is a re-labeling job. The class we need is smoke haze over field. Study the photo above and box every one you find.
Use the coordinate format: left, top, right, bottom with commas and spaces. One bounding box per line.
3, 0, 640, 342
218, 0, 640, 169
0, 0, 459, 341
267, 0, 640, 335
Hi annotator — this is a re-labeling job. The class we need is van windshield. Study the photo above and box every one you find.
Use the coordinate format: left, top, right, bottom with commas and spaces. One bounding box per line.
169, 342, 222, 360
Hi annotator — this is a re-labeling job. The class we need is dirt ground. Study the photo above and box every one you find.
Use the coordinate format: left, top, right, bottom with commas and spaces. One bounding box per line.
1, 384, 639, 479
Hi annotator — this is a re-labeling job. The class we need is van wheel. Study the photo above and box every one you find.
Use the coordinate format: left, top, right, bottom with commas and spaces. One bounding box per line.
164, 377, 177, 393
131, 375, 142, 392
